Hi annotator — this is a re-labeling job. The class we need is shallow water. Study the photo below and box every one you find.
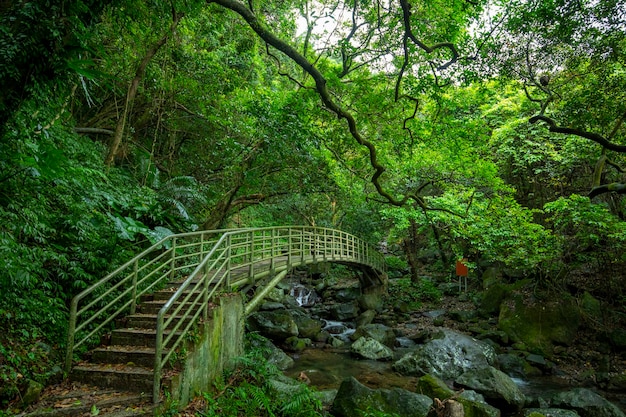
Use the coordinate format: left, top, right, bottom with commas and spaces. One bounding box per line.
283, 347, 418, 391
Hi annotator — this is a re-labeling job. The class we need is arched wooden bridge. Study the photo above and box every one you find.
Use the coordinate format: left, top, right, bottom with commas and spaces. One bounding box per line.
65, 226, 386, 403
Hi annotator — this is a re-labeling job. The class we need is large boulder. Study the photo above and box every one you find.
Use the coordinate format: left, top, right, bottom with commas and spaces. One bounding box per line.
392, 330, 496, 380
247, 310, 298, 340
332, 377, 431, 417
549, 388, 625, 417
290, 310, 323, 339
351, 337, 393, 361
350, 323, 396, 347
454, 366, 526, 413
416, 374, 500, 417
328, 302, 360, 320
247, 336, 294, 370
498, 295, 581, 355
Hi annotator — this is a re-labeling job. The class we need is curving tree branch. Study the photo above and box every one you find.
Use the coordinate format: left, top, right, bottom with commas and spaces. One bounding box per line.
529, 115, 626, 153
210, 0, 410, 207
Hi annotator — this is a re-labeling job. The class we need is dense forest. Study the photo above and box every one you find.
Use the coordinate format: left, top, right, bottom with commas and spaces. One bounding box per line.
1, 0, 625, 414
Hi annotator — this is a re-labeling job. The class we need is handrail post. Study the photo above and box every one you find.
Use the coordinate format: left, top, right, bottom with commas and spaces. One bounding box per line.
287, 227, 292, 267
130, 259, 139, 315
64, 297, 79, 375
170, 237, 177, 282
270, 228, 276, 273
153, 314, 164, 405
226, 234, 232, 290
203, 259, 210, 320
249, 230, 255, 278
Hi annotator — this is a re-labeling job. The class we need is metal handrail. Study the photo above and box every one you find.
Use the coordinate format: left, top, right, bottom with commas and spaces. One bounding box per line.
64, 226, 385, 403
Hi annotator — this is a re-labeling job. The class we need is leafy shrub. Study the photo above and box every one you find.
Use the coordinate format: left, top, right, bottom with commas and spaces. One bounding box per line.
387, 277, 442, 310
198, 335, 323, 417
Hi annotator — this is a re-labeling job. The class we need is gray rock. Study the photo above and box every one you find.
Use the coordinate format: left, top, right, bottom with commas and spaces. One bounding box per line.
351, 337, 393, 361
351, 323, 396, 347
247, 310, 298, 340
455, 365, 526, 413
290, 310, 323, 339
550, 388, 626, 417
524, 408, 580, 417
248, 335, 294, 370
332, 377, 431, 417
355, 309, 376, 327
329, 302, 360, 320
392, 329, 496, 380
329, 335, 345, 347
334, 287, 361, 302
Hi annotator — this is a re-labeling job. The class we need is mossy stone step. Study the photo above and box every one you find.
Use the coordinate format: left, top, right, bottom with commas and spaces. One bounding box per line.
91, 346, 174, 369
70, 364, 154, 394
110, 328, 182, 348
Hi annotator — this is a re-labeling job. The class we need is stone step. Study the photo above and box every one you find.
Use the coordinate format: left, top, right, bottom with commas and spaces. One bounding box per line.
123, 313, 194, 330
136, 300, 203, 315
91, 346, 175, 369
111, 328, 182, 348
18, 383, 153, 417
70, 364, 154, 394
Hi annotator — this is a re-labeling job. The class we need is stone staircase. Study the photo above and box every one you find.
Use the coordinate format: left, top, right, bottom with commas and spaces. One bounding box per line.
20, 285, 203, 417
69, 286, 194, 396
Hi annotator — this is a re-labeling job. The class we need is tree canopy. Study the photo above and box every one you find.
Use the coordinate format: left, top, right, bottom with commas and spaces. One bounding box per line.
1, 0, 625, 407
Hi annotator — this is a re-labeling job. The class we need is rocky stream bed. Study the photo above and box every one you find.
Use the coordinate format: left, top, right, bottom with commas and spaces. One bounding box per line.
246, 270, 626, 417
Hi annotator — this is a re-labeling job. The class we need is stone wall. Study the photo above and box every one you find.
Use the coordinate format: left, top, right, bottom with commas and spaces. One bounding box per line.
166, 293, 245, 407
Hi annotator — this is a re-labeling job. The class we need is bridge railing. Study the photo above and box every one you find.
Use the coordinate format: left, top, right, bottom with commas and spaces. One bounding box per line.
64, 226, 385, 402
64, 228, 240, 374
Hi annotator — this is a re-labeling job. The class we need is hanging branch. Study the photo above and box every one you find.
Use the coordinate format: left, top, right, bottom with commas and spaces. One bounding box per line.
104, 9, 184, 166
210, 0, 466, 214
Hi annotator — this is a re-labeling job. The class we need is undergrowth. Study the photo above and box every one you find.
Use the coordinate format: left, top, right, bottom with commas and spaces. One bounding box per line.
195, 334, 323, 417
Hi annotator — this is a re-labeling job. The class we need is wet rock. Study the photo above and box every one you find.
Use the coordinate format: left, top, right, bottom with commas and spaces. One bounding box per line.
248, 336, 294, 370
351, 337, 393, 361
392, 329, 496, 380
524, 409, 580, 417
549, 387, 626, 417
351, 323, 396, 347
334, 287, 361, 302
355, 309, 376, 327
328, 302, 359, 320
285, 336, 311, 352
455, 365, 526, 413
332, 377, 431, 417
290, 310, 323, 339
247, 310, 298, 340
416, 374, 500, 417
496, 353, 541, 378
329, 335, 345, 347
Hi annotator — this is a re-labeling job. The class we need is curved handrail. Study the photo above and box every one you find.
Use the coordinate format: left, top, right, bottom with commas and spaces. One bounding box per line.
64, 226, 385, 402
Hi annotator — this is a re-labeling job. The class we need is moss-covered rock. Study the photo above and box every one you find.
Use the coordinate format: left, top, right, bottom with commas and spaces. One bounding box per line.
498, 295, 581, 356
478, 283, 510, 318
416, 374, 499, 417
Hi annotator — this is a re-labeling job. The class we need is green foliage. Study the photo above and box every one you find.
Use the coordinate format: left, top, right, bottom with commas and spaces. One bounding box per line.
199, 335, 322, 417
544, 194, 626, 266
387, 278, 442, 309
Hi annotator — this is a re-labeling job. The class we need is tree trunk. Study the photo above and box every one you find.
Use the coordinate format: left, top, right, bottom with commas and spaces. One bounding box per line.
402, 218, 421, 283
104, 11, 184, 166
